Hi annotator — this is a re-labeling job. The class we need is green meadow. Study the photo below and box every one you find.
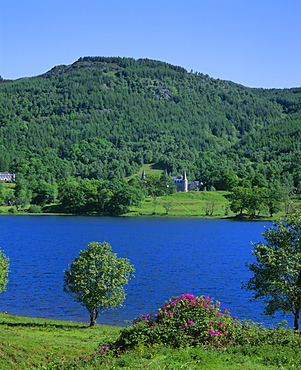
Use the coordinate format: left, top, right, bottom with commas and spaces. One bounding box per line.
130, 190, 234, 218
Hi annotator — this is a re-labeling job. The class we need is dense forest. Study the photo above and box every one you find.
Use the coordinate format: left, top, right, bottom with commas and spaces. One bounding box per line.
0, 56, 301, 197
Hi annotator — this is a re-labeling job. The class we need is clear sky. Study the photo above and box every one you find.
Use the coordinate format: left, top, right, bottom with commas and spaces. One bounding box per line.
1, 0, 300, 88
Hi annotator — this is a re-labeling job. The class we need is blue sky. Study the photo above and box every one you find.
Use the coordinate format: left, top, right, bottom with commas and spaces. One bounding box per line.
1, 0, 300, 88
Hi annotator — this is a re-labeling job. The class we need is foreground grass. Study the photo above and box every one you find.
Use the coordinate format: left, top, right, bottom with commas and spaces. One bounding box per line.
1, 314, 301, 369
95, 345, 300, 370
0, 314, 119, 370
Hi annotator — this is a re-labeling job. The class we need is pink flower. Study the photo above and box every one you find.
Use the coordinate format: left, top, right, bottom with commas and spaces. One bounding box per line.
99, 346, 109, 354
209, 329, 224, 337
180, 294, 195, 300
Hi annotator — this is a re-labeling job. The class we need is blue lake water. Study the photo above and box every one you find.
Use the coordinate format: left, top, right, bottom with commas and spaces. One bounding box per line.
0, 215, 288, 327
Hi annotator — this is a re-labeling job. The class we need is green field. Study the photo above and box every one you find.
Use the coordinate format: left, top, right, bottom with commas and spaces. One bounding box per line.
129, 190, 296, 220
129, 190, 233, 218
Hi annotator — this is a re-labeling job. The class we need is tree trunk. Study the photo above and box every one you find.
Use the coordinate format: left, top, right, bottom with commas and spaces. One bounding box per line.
89, 310, 97, 327
294, 310, 300, 332
295, 272, 301, 332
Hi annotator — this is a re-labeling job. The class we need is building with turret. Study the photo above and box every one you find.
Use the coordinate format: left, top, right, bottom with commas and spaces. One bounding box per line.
141, 170, 200, 192
170, 171, 200, 192
0, 173, 15, 181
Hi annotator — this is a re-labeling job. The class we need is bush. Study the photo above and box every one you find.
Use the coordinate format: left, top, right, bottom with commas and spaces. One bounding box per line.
28, 205, 42, 213
8, 207, 17, 214
114, 294, 240, 350
112, 294, 301, 352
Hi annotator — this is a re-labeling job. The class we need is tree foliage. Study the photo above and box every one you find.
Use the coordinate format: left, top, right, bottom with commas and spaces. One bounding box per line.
0, 249, 9, 293
229, 186, 281, 217
58, 179, 144, 215
244, 213, 301, 331
0, 57, 300, 194
63, 241, 135, 326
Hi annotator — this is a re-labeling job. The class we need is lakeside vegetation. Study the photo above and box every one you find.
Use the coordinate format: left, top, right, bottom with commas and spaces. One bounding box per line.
1, 309, 301, 369
0, 161, 300, 219
1, 188, 299, 220
1, 178, 299, 220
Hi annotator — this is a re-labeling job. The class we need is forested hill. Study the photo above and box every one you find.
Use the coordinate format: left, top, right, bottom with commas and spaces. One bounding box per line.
0, 56, 301, 190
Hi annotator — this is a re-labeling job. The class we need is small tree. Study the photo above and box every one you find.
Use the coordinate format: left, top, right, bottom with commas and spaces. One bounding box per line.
0, 250, 9, 293
244, 213, 301, 331
142, 174, 174, 214
162, 201, 175, 215
63, 242, 135, 326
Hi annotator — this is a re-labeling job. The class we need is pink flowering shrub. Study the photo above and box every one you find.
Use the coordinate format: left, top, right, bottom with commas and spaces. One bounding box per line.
115, 294, 242, 349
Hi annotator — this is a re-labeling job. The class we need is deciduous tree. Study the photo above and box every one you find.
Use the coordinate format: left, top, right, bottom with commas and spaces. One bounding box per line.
244, 213, 301, 331
63, 241, 135, 326
0, 250, 9, 293
230, 186, 269, 217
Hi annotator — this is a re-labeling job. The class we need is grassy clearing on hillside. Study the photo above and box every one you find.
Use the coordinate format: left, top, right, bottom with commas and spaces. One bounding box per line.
126, 163, 163, 180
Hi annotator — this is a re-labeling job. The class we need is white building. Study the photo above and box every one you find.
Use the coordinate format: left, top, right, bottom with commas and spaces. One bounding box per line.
170, 171, 200, 192
0, 173, 15, 181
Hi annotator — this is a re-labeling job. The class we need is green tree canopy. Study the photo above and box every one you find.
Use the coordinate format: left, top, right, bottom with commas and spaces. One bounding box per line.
63, 241, 135, 326
229, 186, 270, 217
0, 249, 9, 293
244, 213, 301, 331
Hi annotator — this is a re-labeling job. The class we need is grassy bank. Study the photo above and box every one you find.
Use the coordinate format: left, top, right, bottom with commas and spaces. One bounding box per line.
0, 313, 119, 370
1, 313, 301, 369
128, 190, 296, 219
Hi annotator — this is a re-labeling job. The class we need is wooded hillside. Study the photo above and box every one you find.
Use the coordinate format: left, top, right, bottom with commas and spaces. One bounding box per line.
0, 57, 300, 191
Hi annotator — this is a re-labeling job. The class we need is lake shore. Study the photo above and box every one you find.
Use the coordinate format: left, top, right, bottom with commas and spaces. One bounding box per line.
2, 187, 293, 220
